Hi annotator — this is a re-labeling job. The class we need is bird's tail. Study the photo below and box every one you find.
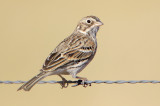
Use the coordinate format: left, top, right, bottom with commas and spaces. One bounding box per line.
17, 71, 50, 91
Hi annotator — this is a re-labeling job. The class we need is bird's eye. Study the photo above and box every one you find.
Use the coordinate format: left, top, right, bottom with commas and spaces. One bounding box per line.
86, 20, 91, 23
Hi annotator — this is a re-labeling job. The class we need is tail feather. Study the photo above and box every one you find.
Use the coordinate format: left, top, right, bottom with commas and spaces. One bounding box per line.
17, 71, 50, 91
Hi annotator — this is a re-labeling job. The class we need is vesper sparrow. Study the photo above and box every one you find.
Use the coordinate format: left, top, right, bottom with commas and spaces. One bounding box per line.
18, 15, 103, 91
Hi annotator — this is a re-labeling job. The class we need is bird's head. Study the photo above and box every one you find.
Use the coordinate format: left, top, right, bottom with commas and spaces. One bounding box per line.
75, 16, 103, 35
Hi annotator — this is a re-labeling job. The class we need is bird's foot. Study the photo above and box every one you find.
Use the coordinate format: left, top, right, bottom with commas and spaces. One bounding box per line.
60, 78, 68, 89
76, 79, 91, 87
82, 78, 91, 87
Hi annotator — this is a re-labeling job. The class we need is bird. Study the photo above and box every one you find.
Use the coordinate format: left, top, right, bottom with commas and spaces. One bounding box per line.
17, 15, 103, 91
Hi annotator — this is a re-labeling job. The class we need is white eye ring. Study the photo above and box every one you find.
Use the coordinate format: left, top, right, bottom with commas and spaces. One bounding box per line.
86, 20, 91, 23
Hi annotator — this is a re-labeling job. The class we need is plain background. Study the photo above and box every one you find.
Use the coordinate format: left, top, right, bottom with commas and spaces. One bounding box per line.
0, 0, 160, 106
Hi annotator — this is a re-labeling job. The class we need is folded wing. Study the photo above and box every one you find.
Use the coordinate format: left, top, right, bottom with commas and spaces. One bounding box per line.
42, 34, 96, 71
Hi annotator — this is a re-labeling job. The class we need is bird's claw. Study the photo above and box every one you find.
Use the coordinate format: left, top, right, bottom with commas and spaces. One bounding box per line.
60, 79, 68, 89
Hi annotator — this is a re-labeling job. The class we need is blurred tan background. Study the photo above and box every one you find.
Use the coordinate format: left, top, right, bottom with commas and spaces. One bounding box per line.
0, 0, 160, 106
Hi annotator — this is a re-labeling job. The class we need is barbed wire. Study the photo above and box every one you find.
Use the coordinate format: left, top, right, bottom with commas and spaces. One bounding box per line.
0, 80, 160, 87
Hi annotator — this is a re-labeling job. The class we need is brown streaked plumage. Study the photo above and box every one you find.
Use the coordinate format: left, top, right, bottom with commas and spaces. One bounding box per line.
18, 15, 103, 91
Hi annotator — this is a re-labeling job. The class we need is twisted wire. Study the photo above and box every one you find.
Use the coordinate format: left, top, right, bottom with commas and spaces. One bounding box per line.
0, 80, 160, 85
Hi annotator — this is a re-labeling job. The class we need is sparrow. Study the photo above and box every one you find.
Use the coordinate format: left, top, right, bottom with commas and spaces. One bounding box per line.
18, 15, 103, 91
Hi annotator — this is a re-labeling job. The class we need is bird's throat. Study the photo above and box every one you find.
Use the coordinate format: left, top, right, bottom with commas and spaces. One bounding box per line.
77, 26, 99, 37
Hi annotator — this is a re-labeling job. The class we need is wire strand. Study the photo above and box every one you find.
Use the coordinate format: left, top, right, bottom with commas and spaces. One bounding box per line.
0, 80, 160, 87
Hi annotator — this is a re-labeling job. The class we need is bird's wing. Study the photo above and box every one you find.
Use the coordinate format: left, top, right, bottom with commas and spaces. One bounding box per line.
42, 34, 96, 71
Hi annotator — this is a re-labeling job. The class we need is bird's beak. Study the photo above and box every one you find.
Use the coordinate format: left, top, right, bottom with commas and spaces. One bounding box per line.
95, 21, 103, 26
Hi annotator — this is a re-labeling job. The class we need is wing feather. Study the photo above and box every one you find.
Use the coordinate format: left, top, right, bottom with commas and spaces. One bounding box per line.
42, 34, 96, 71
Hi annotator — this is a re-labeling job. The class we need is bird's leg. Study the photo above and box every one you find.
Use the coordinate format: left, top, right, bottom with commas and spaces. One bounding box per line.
58, 75, 68, 88
75, 76, 91, 87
